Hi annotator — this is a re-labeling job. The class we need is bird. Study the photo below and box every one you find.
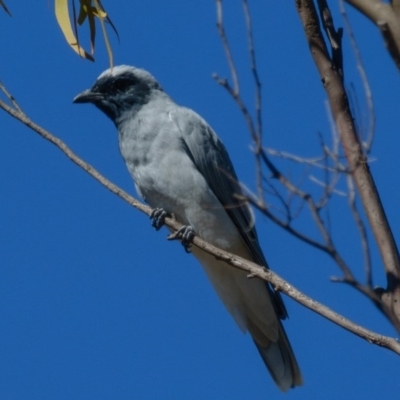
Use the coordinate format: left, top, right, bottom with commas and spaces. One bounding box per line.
73, 65, 302, 391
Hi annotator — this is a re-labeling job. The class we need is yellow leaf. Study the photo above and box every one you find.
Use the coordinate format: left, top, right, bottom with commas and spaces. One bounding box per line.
91, 7, 107, 19
77, 0, 88, 26
55, 0, 94, 61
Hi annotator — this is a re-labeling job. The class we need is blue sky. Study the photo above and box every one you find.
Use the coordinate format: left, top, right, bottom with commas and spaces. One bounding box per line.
1, 1, 399, 399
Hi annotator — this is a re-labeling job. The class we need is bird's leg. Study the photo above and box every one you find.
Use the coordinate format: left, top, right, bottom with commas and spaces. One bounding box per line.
151, 208, 194, 252
150, 208, 169, 231
168, 225, 195, 253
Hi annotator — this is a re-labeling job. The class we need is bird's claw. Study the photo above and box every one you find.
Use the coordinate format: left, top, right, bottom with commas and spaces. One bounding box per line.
150, 208, 169, 231
168, 225, 195, 253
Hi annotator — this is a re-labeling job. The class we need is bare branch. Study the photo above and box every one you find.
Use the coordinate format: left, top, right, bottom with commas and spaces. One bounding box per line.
346, 175, 373, 288
314, 133, 343, 209
212, 0, 399, 334
296, 0, 400, 332
339, 0, 376, 153
211, 75, 258, 145
345, 0, 400, 71
265, 148, 326, 167
244, 194, 330, 253
0, 80, 23, 113
242, 0, 264, 200
316, 0, 344, 76
242, 0, 262, 142
214, 0, 266, 202
1, 84, 399, 356
215, 0, 239, 95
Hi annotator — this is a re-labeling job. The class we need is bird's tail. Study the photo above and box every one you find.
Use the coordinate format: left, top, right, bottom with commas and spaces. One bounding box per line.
251, 320, 303, 391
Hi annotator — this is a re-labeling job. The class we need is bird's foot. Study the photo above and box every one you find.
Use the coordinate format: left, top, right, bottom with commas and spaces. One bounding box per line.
168, 225, 195, 253
150, 208, 169, 231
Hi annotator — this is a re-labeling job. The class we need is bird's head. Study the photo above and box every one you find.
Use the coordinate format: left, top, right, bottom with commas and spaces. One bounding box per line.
73, 65, 163, 122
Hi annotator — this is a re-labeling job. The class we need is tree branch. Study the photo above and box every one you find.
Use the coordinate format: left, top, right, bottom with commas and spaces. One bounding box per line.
1, 85, 399, 355
346, 174, 373, 288
340, 0, 375, 153
345, 0, 400, 71
212, 0, 392, 328
215, 0, 239, 95
295, 0, 400, 333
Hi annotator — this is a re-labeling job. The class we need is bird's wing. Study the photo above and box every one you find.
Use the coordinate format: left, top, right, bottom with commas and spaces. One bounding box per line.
169, 106, 287, 319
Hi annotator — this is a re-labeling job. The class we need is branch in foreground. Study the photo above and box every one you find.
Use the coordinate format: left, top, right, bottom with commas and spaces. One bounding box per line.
213, 1, 379, 313
0, 95, 399, 356
345, 0, 400, 71
296, 0, 400, 333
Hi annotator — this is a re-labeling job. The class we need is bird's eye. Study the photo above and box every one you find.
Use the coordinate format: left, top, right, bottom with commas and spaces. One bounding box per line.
113, 77, 136, 93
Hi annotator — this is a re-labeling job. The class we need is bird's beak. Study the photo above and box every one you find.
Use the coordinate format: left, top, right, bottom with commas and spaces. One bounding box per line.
73, 89, 103, 104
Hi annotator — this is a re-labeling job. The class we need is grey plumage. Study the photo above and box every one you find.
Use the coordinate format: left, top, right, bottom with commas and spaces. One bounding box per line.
73, 65, 302, 391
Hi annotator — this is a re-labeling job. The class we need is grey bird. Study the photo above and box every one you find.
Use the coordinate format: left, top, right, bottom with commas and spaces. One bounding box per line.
73, 65, 302, 391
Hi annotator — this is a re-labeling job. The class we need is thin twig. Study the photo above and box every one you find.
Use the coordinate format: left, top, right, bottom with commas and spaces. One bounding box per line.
310, 175, 345, 199
259, 146, 364, 284
265, 148, 325, 167
0, 80, 23, 113
325, 101, 345, 173
339, 0, 375, 153
345, 0, 400, 72
296, 0, 400, 332
262, 178, 293, 222
242, 0, 264, 201
242, 0, 262, 141
315, 133, 343, 209
246, 194, 329, 253
213, 24, 375, 314
215, 0, 239, 95
212, 75, 258, 144
346, 174, 373, 288
214, 0, 267, 203
265, 146, 347, 174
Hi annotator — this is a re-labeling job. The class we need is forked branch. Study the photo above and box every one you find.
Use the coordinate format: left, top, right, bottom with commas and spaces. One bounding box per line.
212, 0, 400, 333
296, 0, 400, 332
